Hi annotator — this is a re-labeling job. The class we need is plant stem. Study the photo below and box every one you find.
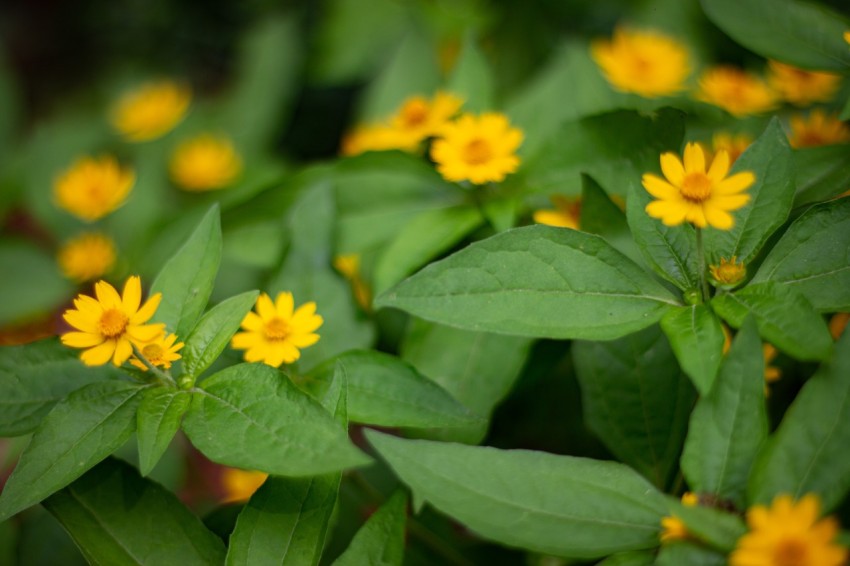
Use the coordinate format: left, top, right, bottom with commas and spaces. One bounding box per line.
695, 227, 710, 303
130, 343, 175, 386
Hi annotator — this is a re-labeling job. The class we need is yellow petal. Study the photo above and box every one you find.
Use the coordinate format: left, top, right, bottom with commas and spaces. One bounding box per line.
289, 333, 320, 348
707, 149, 730, 182
81, 341, 116, 366
63, 309, 98, 333
256, 293, 276, 321
716, 172, 756, 195
244, 345, 270, 363
683, 143, 706, 174
61, 332, 104, 348
705, 208, 733, 230
95, 280, 122, 308
128, 323, 165, 343
112, 338, 133, 365
714, 194, 750, 210
274, 292, 294, 319
642, 174, 679, 199
131, 293, 161, 324
231, 332, 259, 349
122, 276, 142, 315
660, 153, 685, 186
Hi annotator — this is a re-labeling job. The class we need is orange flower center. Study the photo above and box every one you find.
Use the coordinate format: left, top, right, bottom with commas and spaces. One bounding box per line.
142, 343, 164, 363
774, 538, 808, 566
463, 139, 493, 165
680, 173, 712, 202
401, 101, 429, 127
99, 308, 129, 338
265, 318, 291, 341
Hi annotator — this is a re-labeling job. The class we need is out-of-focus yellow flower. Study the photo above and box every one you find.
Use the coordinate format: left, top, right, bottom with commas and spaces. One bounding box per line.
767, 61, 841, 106
532, 196, 581, 230
845, 31, 850, 45
130, 333, 183, 371
660, 492, 699, 543
829, 313, 849, 340
709, 256, 746, 288
334, 254, 371, 311
591, 27, 691, 98
169, 134, 243, 191
763, 343, 781, 384
711, 132, 752, 165
389, 91, 463, 147
696, 67, 778, 116
54, 156, 135, 222
220, 468, 268, 503
789, 110, 850, 149
340, 123, 417, 156
111, 81, 190, 142
57, 232, 116, 282
431, 112, 523, 184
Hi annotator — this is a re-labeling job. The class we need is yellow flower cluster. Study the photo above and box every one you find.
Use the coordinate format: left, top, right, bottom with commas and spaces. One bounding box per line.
111, 81, 191, 142
789, 110, 850, 149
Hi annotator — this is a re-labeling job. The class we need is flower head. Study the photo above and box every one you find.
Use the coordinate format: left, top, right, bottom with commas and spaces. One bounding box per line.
591, 27, 691, 98
170, 133, 243, 191
642, 143, 755, 229
660, 492, 699, 543
712, 132, 753, 165
767, 61, 841, 106
61, 276, 165, 366
696, 66, 778, 116
57, 232, 116, 282
340, 123, 417, 156
730, 493, 847, 566
53, 156, 135, 222
389, 91, 464, 146
111, 81, 190, 142
220, 468, 268, 503
231, 292, 323, 367
130, 332, 184, 371
431, 112, 523, 184
789, 110, 850, 149
533, 196, 581, 230
710, 256, 746, 288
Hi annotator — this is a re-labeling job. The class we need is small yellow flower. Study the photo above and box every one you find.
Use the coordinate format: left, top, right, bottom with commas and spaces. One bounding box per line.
53, 156, 135, 222
590, 27, 691, 98
130, 333, 184, 371
696, 66, 778, 116
220, 468, 268, 503
642, 143, 755, 230
829, 313, 849, 341
340, 123, 417, 156
333, 254, 371, 310
763, 343, 781, 384
532, 196, 581, 230
711, 132, 752, 165
767, 61, 841, 106
61, 276, 165, 366
389, 91, 464, 147
169, 134, 243, 191
111, 81, 191, 142
431, 112, 523, 184
845, 31, 850, 45
231, 292, 323, 367
660, 492, 699, 543
57, 232, 116, 282
789, 110, 850, 149
730, 493, 847, 566
710, 256, 746, 288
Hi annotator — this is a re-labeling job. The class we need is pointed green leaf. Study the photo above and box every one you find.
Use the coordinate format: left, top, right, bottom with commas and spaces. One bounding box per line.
136, 387, 190, 476
660, 305, 725, 394
581, 174, 640, 263
151, 205, 222, 338
322, 360, 349, 426
365, 430, 668, 559
793, 145, 850, 206
712, 282, 832, 361
182, 363, 370, 476
377, 225, 680, 340
0, 381, 144, 521
446, 34, 495, 112
332, 490, 407, 566
43, 458, 225, 565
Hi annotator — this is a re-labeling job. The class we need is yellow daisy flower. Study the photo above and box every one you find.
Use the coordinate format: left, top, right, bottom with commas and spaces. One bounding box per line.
129, 333, 184, 371
340, 123, 417, 156
53, 156, 135, 222
789, 110, 850, 149
231, 292, 323, 367
730, 493, 847, 566
642, 143, 755, 230
696, 66, 778, 116
431, 112, 523, 185
57, 232, 116, 282
61, 276, 165, 366
220, 468, 268, 503
389, 91, 464, 146
660, 492, 699, 543
711, 132, 753, 165
767, 61, 841, 106
111, 81, 191, 142
590, 27, 691, 98
709, 256, 746, 288
170, 133, 243, 191
532, 196, 581, 230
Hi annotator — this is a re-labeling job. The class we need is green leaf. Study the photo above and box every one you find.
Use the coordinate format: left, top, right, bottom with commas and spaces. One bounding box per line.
0, 381, 144, 521
751, 197, 850, 312
573, 325, 695, 489
373, 205, 484, 295
182, 290, 259, 379
748, 326, 850, 511
305, 350, 483, 430
669, 501, 746, 551
0, 338, 123, 436
581, 174, 640, 264
680, 317, 768, 507
446, 34, 496, 113
655, 542, 726, 566
43, 458, 225, 565
182, 363, 370, 476
712, 282, 832, 362
377, 225, 680, 340
596, 551, 655, 566
365, 430, 668, 559
151, 205, 222, 339
322, 360, 350, 426
332, 490, 408, 566
136, 387, 190, 477
793, 145, 850, 206
660, 305, 725, 394
0, 241, 72, 325
700, 0, 850, 71
704, 119, 795, 266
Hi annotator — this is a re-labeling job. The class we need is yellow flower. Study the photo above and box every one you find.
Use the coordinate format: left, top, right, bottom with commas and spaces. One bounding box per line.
789, 110, 850, 149
169, 134, 243, 191
340, 123, 417, 156
660, 492, 699, 543
53, 156, 135, 222
591, 27, 691, 98
220, 468, 268, 503
129, 333, 184, 371
712, 132, 753, 165
696, 66, 778, 116
767, 61, 841, 106
730, 493, 847, 566
763, 343, 781, 384
845, 31, 850, 45
389, 91, 464, 146
532, 196, 581, 230
61, 276, 165, 366
431, 112, 523, 184
710, 256, 746, 288
333, 254, 371, 310
642, 143, 755, 229
57, 232, 116, 282
231, 292, 323, 367
111, 81, 191, 142
829, 313, 849, 341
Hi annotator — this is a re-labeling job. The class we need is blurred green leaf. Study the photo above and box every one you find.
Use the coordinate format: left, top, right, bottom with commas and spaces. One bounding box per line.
580, 174, 640, 263
446, 34, 496, 112
597, 550, 655, 566
669, 501, 746, 551
660, 305, 725, 394
332, 490, 408, 566
223, 221, 287, 269
655, 542, 726, 566
793, 144, 850, 206
0, 241, 73, 326
136, 387, 190, 477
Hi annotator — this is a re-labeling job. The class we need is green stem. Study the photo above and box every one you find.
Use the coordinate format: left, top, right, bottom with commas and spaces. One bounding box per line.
130, 343, 174, 386
695, 227, 710, 303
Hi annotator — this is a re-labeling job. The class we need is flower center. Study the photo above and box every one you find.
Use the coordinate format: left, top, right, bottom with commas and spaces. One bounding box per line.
774, 538, 808, 566
401, 101, 429, 127
680, 173, 713, 202
99, 308, 129, 338
265, 318, 291, 341
142, 343, 164, 363
463, 139, 492, 165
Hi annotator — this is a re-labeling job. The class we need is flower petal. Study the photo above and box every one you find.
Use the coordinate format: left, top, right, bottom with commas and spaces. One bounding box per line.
660, 153, 685, 186
63, 309, 99, 333
707, 149, 730, 182
288, 333, 320, 348
80, 341, 116, 366
61, 331, 104, 348
95, 280, 122, 308
112, 338, 133, 365
274, 292, 294, 319
683, 143, 706, 174
704, 207, 733, 230
256, 293, 276, 321
716, 172, 756, 195
128, 323, 165, 343
243, 344, 270, 363
231, 332, 259, 349
122, 276, 142, 315
714, 194, 750, 211
642, 174, 680, 199
240, 312, 264, 331
131, 293, 161, 324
